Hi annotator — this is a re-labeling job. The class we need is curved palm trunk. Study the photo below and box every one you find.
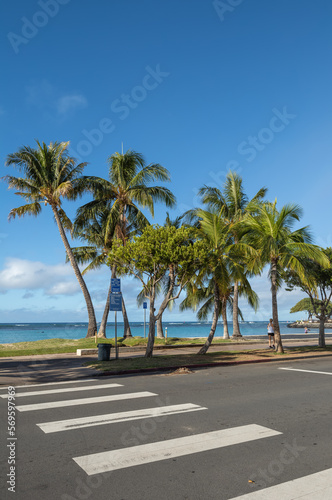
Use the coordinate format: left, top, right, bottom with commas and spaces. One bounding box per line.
156, 316, 164, 338
221, 298, 229, 339
52, 206, 97, 338
98, 280, 111, 338
145, 294, 156, 358
122, 298, 132, 338
231, 281, 242, 338
198, 281, 220, 354
271, 259, 284, 353
318, 316, 326, 348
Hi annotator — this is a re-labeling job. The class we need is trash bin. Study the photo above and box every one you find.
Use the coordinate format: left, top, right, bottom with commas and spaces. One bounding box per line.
98, 343, 111, 361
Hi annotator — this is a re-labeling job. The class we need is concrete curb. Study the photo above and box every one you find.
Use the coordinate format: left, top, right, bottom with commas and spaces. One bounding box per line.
91, 352, 332, 378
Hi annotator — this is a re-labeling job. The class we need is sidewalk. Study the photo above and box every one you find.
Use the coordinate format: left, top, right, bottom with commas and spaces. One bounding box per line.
0, 338, 331, 386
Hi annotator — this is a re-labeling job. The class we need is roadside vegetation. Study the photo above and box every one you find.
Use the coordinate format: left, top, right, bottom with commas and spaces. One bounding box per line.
87, 345, 332, 373
3, 141, 332, 358
0, 336, 236, 357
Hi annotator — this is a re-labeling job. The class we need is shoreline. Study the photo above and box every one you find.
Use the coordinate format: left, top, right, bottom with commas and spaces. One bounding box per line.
287, 321, 332, 329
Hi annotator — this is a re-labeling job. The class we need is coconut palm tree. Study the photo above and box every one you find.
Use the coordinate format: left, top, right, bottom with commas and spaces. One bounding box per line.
180, 280, 234, 339
75, 150, 175, 244
199, 171, 267, 338
190, 207, 256, 354
71, 205, 143, 338
3, 141, 97, 337
75, 150, 176, 337
69, 209, 122, 337
181, 278, 258, 339
244, 200, 329, 353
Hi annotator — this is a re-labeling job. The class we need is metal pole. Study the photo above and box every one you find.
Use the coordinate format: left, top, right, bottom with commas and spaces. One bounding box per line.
115, 311, 118, 359
144, 308, 146, 338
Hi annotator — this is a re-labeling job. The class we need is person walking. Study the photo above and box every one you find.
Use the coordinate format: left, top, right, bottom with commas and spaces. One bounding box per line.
267, 318, 275, 349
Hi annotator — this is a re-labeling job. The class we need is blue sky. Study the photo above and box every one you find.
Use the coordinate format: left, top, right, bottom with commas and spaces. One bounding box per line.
1, 0, 331, 323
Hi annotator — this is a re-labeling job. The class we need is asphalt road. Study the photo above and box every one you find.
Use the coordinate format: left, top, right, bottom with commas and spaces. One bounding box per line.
1, 357, 332, 499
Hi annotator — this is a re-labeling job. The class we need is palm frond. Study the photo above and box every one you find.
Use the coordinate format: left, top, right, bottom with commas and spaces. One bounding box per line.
8, 202, 42, 220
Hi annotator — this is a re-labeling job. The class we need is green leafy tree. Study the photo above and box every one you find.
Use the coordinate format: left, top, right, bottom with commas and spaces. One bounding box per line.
198, 171, 267, 338
289, 298, 316, 320
136, 212, 183, 339
108, 225, 204, 357
285, 248, 332, 347
3, 141, 97, 337
245, 201, 329, 352
156, 212, 183, 338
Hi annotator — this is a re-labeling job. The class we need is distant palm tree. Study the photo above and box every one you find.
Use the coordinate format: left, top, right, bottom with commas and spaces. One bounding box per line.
245, 201, 328, 353
181, 279, 258, 340
190, 207, 254, 354
75, 149, 176, 337
199, 171, 266, 338
3, 141, 97, 337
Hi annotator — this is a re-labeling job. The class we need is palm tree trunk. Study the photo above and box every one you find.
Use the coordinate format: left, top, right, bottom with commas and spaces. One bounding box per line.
198, 281, 220, 354
221, 298, 229, 339
145, 292, 156, 358
98, 281, 111, 338
52, 205, 97, 338
318, 316, 326, 348
122, 298, 132, 338
232, 281, 242, 338
156, 316, 164, 338
271, 260, 284, 353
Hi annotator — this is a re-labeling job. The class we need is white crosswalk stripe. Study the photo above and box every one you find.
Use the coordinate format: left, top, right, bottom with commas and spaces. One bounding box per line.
0, 379, 97, 390
16, 391, 157, 412
73, 424, 282, 475
230, 467, 332, 499
0, 382, 123, 398
279, 367, 332, 376
36, 403, 207, 433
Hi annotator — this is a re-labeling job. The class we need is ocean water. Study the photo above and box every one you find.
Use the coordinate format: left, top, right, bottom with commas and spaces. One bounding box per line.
0, 321, 323, 344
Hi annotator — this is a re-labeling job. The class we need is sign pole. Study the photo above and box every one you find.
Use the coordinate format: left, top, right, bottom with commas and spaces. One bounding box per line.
115, 310, 118, 360
143, 302, 147, 339
144, 308, 146, 338
110, 278, 122, 361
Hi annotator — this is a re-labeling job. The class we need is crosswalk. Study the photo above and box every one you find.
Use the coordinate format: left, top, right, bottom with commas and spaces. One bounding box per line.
231, 467, 332, 499
2, 376, 332, 498
73, 425, 281, 475
36, 403, 206, 433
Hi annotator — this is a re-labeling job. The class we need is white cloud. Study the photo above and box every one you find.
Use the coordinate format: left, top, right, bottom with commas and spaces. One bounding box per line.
0, 258, 80, 297
46, 282, 80, 296
25, 80, 87, 119
57, 94, 88, 115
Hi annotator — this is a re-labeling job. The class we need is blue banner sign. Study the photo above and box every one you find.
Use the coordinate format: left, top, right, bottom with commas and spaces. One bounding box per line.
110, 292, 122, 311
143, 302, 147, 309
